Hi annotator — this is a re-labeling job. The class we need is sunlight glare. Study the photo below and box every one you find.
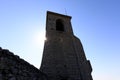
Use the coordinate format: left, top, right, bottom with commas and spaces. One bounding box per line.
33, 30, 46, 46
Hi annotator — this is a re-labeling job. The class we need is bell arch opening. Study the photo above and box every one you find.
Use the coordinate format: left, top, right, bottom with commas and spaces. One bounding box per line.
61, 79, 68, 80
56, 19, 64, 31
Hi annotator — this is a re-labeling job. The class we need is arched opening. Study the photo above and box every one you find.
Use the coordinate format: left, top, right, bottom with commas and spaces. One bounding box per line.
61, 79, 68, 80
56, 19, 64, 31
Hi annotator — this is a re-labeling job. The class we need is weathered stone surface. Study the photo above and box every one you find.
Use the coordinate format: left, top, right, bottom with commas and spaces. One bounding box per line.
40, 11, 93, 80
0, 48, 48, 80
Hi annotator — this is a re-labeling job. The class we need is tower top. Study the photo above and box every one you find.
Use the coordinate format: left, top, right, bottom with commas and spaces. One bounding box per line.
47, 11, 72, 19
46, 11, 73, 34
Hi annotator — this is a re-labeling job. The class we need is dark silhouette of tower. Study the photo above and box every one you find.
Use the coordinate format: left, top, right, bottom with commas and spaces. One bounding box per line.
40, 11, 93, 80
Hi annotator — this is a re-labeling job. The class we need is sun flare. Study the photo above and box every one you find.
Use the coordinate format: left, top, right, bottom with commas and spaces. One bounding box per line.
33, 31, 46, 46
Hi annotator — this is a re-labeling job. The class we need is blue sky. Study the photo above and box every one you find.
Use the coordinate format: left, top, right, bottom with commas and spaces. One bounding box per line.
0, 0, 120, 80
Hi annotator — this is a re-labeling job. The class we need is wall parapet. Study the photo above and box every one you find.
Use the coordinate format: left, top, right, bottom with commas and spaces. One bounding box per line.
0, 47, 47, 80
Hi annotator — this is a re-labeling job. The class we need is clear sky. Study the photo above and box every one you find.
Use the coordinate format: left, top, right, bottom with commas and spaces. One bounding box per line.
0, 0, 120, 80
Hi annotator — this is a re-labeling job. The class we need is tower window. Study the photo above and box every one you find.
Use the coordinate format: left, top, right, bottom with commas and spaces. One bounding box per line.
56, 19, 64, 31
61, 79, 67, 80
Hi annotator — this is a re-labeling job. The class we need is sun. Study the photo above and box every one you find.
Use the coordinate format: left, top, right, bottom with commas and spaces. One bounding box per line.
33, 30, 46, 46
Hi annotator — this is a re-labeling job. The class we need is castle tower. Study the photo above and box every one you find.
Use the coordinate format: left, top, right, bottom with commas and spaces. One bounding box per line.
40, 11, 93, 80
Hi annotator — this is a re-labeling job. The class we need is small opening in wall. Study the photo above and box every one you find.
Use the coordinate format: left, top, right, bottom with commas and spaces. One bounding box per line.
56, 19, 64, 31
61, 78, 68, 80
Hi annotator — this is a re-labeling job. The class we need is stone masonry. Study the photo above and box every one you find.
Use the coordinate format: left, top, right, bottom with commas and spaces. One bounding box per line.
40, 11, 93, 80
0, 47, 47, 80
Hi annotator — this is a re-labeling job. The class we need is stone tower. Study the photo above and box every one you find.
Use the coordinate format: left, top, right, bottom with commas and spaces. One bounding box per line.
40, 11, 93, 80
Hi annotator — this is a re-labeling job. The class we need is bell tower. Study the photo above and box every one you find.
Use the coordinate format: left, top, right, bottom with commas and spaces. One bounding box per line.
45, 11, 73, 34
40, 11, 93, 80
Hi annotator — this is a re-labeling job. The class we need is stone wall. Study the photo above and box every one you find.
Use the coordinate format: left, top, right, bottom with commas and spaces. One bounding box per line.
40, 11, 93, 80
0, 47, 47, 80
